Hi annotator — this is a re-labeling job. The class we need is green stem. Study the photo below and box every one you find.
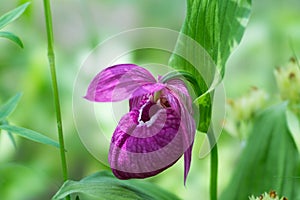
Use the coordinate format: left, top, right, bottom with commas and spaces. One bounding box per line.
210, 144, 218, 200
43, 0, 69, 193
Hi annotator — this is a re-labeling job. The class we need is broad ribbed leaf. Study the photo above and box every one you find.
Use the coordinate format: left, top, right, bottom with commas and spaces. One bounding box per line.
168, 0, 252, 135
53, 171, 181, 200
220, 103, 300, 199
0, 93, 22, 121
0, 125, 60, 149
0, 2, 30, 30
169, 0, 252, 79
0, 31, 23, 48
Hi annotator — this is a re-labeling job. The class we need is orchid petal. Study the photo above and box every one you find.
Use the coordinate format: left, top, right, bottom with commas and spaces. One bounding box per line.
165, 79, 190, 96
163, 83, 196, 183
109, 105, 187, 179
184, 144, 194, 185
177, 97, 195, 183
85, 64, 160, 102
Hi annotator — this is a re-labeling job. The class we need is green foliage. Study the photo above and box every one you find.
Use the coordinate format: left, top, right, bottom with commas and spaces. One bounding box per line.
220, 103, 300, 200
0, 2, 30, 48
0, 93, 21, 121
0, 94, 21, 148
168, 0, 252, 132
0, 93, 60, 148
1, 120, 17, 148
53, 171, 181, 200
170, 0, 251, 78
167, 2, 252, 199
0, 2, 30, 29
0, 31, 23, 48
0, 125, 60, 148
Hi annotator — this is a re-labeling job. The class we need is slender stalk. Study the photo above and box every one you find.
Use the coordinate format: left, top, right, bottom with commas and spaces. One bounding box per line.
43, 0, 69, 191
210, 144, 218, 200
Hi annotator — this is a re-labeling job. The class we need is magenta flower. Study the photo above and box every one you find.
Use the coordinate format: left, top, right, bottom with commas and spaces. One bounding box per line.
85, 64, 195, 184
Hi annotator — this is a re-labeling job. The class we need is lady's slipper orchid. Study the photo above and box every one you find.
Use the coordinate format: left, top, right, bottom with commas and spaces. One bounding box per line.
85, 64, 196, 184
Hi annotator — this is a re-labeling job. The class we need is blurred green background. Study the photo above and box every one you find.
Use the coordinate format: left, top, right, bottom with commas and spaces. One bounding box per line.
0, 0, 300, 199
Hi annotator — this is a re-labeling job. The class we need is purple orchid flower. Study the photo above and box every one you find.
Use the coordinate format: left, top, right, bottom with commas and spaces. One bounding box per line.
85, 64, 196, 184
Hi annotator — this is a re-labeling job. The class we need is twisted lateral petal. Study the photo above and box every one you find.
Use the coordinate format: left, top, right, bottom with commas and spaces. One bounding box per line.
85, 64, 161, 102
109, 105, 187, 179
162, 86, 195, 184
176, 99, 195, 184
184, 144, 193, 185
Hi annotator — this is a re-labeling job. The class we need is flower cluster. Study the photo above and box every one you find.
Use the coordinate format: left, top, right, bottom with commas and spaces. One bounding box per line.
85, 64, 195, 184
274, 58, 300, 106
224, 87, 268, 139
249, 190, 288, 200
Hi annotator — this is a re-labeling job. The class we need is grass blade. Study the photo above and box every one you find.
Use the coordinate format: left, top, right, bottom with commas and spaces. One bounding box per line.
0, 93, 22, 121
0, 31, 24, 48
0, 124, 60, 149
0, 2, 30, 30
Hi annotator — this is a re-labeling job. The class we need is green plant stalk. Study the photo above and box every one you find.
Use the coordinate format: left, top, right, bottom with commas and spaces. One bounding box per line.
207, 103, 218, 200
43, 0, 69, 191
206, 89, 217, 200
210, 144, 218, 200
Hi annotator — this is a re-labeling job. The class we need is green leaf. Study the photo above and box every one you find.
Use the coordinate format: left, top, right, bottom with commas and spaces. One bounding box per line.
53, 171, 181, 200
168, 0, 252, 135
169, 0, 252, 79
7, 131, 17, 148
1, 120, 17, 148
0, 125, 60, 149
0, 31, 24, 48
0, 93, 22, 122
220, 103, 300, 199
0, 2, 30, 30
